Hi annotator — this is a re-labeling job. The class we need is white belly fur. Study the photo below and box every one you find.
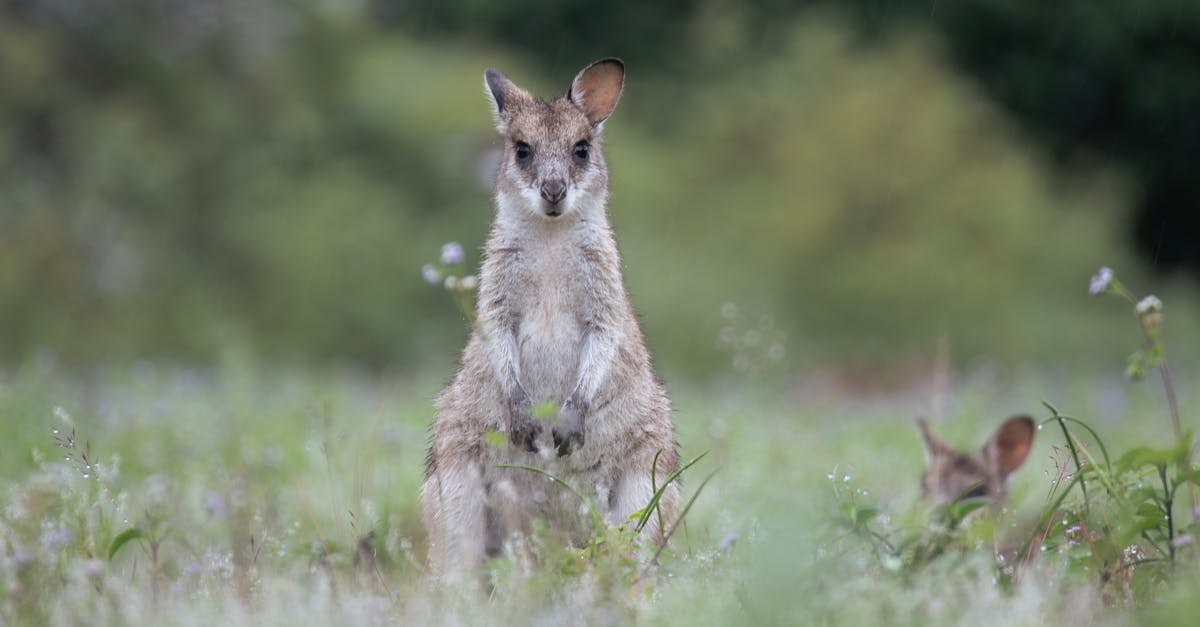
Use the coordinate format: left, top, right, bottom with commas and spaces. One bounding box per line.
518, 291, 581, 405
515, 242, 584, 405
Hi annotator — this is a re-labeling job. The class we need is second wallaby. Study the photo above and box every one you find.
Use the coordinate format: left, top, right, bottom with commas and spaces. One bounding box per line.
421, 59, 679, 578
917, 415, 1036, 506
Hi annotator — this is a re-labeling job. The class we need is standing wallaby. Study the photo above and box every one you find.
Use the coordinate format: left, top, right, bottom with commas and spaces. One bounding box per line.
917, 415, 1035, 506
421, 58, 679, 578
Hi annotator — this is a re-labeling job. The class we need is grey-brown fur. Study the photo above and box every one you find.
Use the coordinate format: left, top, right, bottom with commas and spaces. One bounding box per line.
421, 59, 679, 579
918, 415, 1035, 506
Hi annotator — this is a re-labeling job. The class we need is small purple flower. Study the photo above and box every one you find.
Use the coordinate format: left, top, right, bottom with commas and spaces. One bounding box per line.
1088, 266, 1113, 295
440, 242, 464, 265
421, 264, 440, 285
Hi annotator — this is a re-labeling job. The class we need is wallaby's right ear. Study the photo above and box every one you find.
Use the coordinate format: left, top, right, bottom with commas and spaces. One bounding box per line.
569, 58, 624, 129
484, 68, 528, 133
982, 415, 1035, 479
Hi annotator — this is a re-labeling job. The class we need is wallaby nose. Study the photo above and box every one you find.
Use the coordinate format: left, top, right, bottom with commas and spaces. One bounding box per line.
540, 179, 567, 205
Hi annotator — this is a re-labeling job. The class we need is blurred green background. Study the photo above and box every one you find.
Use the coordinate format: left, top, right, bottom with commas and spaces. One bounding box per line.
2, 0, 1198, 379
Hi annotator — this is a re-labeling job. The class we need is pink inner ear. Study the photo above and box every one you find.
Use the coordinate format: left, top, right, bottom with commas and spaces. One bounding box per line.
991, 416, 1035, 476
572, 61, 624, 125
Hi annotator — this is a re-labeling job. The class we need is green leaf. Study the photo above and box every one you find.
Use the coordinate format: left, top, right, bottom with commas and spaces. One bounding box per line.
1126, 350, 1146, 381
483, 428, 507, 449
949, 498, 989, 521
1067, 542, 1093, 561
853, 506, 880, 527
1116, 445, 1184, 469
531, 400, 558, 420
1177, 469, 1200, 487
108, 527, 145, 561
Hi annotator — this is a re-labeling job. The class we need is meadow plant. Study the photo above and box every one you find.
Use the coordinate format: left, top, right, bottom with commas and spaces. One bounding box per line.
421, 241, 478, 324
831, 266, 1198, 607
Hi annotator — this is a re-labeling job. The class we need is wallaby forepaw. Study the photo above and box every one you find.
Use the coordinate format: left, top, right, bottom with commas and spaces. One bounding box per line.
552, 397, 586, 456
552, 425, 584, 456
510, 415, 541, 452
508, 389, 542, 452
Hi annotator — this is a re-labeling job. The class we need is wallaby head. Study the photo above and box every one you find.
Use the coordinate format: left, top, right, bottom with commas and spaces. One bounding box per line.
918, 415, 1035, 506
483, 58, 624, 220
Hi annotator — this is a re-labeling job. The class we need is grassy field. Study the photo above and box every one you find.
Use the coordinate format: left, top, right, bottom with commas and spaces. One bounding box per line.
2, 345, 1197, 625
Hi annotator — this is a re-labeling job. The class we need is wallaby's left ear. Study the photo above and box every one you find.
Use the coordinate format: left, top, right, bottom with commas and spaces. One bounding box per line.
484, 67, 530, 133
916, 418, 956, 464
982, 415, 1035, 478
569, 58, 624, 128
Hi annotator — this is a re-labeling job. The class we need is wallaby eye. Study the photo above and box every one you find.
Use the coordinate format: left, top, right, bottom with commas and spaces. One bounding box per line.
573, 140, 590, 161
960, 484, 988, 501
514, 142, 531, 161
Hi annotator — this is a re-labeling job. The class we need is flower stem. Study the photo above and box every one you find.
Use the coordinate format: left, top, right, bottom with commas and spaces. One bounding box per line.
1157, 359, 1197, 531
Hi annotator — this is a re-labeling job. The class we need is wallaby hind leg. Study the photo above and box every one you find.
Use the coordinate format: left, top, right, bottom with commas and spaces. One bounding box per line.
421, 464, 487, 580
607, 450, 680, 546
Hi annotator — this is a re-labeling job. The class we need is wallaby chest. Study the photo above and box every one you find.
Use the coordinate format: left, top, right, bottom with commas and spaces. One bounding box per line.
503, 238, 593, 403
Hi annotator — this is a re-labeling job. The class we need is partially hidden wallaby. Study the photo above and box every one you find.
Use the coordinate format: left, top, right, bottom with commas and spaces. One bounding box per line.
421, 58, 679, 578
917, 415, 1035, 506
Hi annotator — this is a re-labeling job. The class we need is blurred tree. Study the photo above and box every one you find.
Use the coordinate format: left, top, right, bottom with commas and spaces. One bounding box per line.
380, 0, 1200, 279
0, 0, 1193, 372
930, 0, 1200, 277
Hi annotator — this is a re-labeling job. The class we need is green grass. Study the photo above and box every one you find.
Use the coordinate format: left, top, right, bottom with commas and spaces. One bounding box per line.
2, 353, 1198, 625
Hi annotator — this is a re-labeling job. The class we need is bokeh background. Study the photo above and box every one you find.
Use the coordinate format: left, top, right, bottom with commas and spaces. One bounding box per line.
2, 0, 1198, 380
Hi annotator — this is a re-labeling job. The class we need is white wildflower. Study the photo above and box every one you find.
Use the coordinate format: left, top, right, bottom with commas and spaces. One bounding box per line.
443, 276, 459, 290
459, 275, 477, 291
1135, 294, 1162, 316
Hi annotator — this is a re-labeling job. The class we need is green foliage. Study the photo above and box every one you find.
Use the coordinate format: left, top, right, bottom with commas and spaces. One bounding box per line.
384, 0, 1200, 277
4, 3, 1197, 374
831, 272, 1198, 610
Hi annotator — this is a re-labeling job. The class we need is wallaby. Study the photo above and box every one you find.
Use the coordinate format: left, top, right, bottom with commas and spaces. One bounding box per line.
421, 58, 679, 579
917, 415, 1035, 506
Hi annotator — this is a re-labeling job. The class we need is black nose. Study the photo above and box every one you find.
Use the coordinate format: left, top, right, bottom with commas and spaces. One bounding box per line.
540, 180, 566, 205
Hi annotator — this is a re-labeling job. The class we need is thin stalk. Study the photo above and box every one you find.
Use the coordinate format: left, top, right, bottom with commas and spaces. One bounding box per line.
1157, 360, 1197, 531
1051, 412, 1089, 511
1017, 471, 1085, 565
648, 465, 721, 568
1159, 464, 1175, 566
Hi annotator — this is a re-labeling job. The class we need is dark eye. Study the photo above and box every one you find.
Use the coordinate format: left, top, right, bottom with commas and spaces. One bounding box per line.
514, 142, 531, 160
959, 484, 988, 501
573, 140, 589, 160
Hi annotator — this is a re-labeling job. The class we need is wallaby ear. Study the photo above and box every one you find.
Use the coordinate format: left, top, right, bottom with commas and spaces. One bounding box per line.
568, 58, 624, 128
484, 67, 528, 133
916, 418, 956, 464
982, 415, 1035, 478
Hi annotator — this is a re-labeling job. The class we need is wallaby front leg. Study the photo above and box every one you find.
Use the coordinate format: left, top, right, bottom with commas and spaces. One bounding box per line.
482, 321, 540, 451
507, 385, 540, 452
554, 322, 620, 456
